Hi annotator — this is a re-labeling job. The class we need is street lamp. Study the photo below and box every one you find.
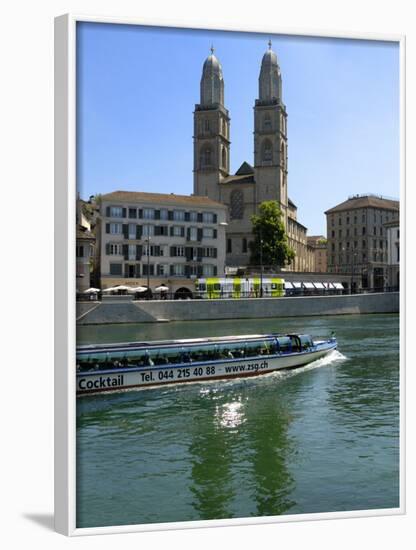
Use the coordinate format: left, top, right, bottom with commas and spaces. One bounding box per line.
144, 227, 151, 300
219, 221, 228, 277
259, 227, 264, 298
351, 251, 357, 294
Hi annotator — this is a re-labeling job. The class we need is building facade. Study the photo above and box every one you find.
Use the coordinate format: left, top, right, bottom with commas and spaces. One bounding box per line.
76, 198, 96, 292
193, 44, 310, 271
307, 235, 328, 273
100, 191, 227, 295
385, 218, 400, 289
325, 195, 399, 291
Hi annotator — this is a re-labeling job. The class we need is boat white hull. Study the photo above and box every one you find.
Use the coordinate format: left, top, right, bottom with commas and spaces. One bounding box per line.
77, 342, 337, 396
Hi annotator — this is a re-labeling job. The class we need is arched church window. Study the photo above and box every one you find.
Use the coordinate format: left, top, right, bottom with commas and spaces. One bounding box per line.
230, 189, 244, 220
221, 146, 227, 169
263, 114, 272, 130
200, 146, 212, 168
262, 139, 273, 162
204, 119, 210, 132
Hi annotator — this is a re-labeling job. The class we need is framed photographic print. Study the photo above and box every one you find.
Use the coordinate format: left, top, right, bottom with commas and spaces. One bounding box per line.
54, 14, 405, 536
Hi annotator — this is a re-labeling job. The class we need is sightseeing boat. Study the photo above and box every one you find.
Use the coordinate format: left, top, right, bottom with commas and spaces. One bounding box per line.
76, 333, 337, 396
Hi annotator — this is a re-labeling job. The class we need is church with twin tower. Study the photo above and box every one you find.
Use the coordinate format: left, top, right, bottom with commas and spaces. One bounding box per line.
193, 42, 312, 272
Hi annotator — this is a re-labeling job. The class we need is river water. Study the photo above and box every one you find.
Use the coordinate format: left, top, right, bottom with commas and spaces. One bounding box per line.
76, 314, 400, 528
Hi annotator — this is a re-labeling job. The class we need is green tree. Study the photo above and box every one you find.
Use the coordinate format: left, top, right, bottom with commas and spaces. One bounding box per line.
249, 201, 295, 268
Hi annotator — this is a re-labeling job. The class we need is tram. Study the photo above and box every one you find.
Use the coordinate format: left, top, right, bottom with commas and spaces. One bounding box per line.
194, 277, 285, 299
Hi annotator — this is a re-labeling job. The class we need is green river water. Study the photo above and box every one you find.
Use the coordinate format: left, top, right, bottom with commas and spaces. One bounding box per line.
76, 313, 400, 528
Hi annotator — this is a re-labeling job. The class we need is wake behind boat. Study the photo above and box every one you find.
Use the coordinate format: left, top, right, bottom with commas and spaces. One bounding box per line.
76, 333, 338, 395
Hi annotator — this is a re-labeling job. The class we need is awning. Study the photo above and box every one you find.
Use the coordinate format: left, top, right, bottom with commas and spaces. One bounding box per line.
284, 282, 294, 289
333, 282, 344, 289
313, 282, 325, 289
303, 282, 314, 289
292, 282, 302, 288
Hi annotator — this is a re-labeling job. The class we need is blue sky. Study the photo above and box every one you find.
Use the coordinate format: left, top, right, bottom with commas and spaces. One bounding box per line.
76, 22, 400, 235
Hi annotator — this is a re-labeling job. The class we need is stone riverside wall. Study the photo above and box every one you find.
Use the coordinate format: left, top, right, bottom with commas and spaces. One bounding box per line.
76, 292, 399, 325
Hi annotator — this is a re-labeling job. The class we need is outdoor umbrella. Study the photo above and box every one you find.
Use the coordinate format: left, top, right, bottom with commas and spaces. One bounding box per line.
155, 285, 169, 292
83, 287, 100, 293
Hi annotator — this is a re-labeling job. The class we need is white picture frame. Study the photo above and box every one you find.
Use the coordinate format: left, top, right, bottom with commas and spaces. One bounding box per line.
54, 13, 406, 536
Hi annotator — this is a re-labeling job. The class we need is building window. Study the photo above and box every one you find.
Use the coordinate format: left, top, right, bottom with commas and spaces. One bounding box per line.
397, 229, 400, 239
203, 264, 215, 276
173, 210, 185, 221
143, 208, 155, 220
262, 139, 273, 162
110, 223, 122, 234
110, 206, 123, 218
173, 264, 185, 276
202, 212, 214, 223
230, 190, 244, 220
142, 264, 155, 276
346, 228, 350, 237
160, 209, 169, 220
190, 211, 198, 222
339, 218, 342, 226
338, 230, 342, 238
203, 227, 214, 238
227, 238, 232, 253
222, 146, 227, 168
362, 227, 366, 235
396, 245, 400, 262
142, 225, 154, 237
242, 238, 248, 253
128, 244, 136, 260
263, 114, 272, 130
204, 119, 210, 132
200, 146, 212, 167
128, 223, 136, 239
109, 263, 122, 276
189, 227, 198, 241
331, 230, 335, 238
362, 240, 366, 248
108, 243, 122, 255
346, 217, 350, 224
76, 245, 84, 258
128, 208, 137, 219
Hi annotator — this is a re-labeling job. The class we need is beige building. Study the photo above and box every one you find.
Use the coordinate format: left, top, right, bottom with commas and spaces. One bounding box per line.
385, 218, 400, 289
325, 194, 399, 291
193, 44, 310, 271
100, 191, 227, 297
307, 235, 328, 273
76, 199, 95, 292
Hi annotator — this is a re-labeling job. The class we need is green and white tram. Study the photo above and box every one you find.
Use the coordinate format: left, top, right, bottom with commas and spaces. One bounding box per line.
194, 277, 285, 299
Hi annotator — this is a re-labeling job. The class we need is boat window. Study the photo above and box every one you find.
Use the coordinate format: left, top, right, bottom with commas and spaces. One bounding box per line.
276, 337, 292, 353
299, 335, 313, 349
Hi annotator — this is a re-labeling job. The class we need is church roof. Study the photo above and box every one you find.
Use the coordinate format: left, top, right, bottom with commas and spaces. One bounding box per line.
325, 195, 399, 214
101, 191, 227, 208
235, 162, 254, 175
220, 174, 255, 185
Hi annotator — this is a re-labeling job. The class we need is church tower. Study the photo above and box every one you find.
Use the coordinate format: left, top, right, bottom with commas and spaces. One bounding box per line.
253, 41, 288, 228
193, 48, 230, 201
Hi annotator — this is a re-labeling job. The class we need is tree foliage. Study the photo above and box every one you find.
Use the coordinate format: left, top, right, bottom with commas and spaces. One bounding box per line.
249, 201, 295, 268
